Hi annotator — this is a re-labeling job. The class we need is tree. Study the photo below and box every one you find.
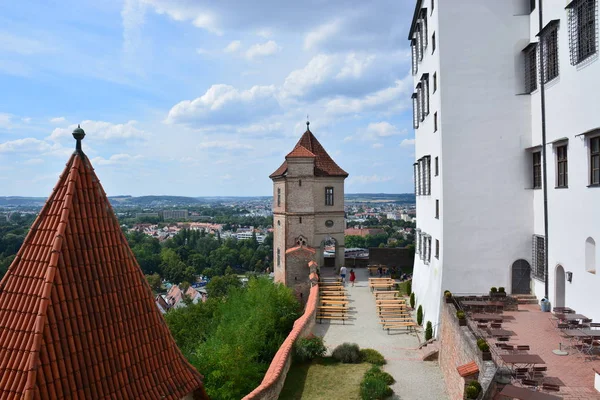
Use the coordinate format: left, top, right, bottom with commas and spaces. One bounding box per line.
345, 235, 366, 249
206, 274, 242, 298
146, 273, 163, 292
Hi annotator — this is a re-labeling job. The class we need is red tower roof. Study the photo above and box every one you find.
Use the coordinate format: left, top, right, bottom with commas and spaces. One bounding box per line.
0, 145, 206, 399
270, 128, 348, 178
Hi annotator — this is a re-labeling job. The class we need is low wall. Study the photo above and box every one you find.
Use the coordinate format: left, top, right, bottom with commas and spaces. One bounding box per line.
243, 284, 319, 400
439, 302, 497, 400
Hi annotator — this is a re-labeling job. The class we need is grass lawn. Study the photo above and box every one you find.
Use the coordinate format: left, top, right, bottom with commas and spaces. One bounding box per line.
279, 358, 370, 400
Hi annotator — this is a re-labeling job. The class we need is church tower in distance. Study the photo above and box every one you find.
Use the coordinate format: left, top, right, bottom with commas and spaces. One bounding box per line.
269, 121, 348, 299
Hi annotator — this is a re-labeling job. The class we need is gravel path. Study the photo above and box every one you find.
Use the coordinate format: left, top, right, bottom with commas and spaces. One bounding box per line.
313, 268, 448, 400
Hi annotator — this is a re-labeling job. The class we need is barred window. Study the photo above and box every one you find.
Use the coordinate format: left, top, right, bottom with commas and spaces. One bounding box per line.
532, 235, 545, 281
435, 199, 439, 219
412, 93, 419, 129
420, 9, 428, 50
533, 151, 542, 189
591, 136, 600, 185
277, 188, 281, 206
413, 163, 418, 194
556, 145, 568, 188
427, 236, 432, 264
325, 187, 334, 206
539, 21, 560, 83
411, 38, 418, 75
435, 156, 439, 176
415, 230, 421, 254
435, 239, 439, 259
433, 72, 437, 92
567, 0, 597, 65
421, 156, 431, 195
417, 82, 424, 122
416, 23, 423, 62
419, 233, 425, 260
432, 32, 436, 54
523, 43, 538, 93
420, 73, 430, 117
434, 112, 438, 132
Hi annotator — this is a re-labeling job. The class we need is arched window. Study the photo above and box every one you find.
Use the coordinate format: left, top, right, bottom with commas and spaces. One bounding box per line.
586, 237, 596, 274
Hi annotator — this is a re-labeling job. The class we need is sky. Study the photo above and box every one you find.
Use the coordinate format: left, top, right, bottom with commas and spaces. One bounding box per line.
0, 0, 417, 197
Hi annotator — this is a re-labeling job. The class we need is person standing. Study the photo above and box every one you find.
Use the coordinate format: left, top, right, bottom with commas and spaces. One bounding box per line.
349, 269, 356, 287
340, 265, 347, 284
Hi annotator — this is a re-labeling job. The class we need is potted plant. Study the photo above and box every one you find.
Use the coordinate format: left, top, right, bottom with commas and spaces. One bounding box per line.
465, 381, 482, 399
457, 310, 466, 326
444, 290, 452, 303
497, 287, 506, 297
477, 339, 492, 361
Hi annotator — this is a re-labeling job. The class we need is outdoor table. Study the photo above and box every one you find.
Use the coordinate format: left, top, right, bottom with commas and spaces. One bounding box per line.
498, 384, 561, 400
489, 329, 516, 337
500, 354, 545, 368
553, 307, 574, 314
563, 314, 588, 321
563, 329, 600, 339
471, 313, 505, 322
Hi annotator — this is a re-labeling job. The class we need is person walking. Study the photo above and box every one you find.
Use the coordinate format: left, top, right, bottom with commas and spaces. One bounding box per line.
349, 269, 356, 287
340, 265, 347, 284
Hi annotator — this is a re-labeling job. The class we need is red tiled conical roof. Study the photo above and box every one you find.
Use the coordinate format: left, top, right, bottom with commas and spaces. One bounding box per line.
285, 144, 316, 159
0, 150, 206, 399
270, 129, 348, 178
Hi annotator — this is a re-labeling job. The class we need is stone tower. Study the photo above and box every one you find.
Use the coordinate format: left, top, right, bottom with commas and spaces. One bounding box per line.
269, 122, 348, 297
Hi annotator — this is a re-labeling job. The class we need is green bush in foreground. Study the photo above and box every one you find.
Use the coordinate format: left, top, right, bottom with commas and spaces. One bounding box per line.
465, 384, 479, 399
332, 342, 361, 364
295, 335, 327, 362
359, 349, 386, 366
360, 376, 393, 400
417, 305, 423, 326
425, 321, 433, 341
469, 381, 482, 392
364, 366, 395, 385
410, 292, 415, 309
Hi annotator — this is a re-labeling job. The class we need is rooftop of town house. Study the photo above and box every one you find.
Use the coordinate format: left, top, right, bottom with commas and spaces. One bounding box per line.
0, 128, 206, 400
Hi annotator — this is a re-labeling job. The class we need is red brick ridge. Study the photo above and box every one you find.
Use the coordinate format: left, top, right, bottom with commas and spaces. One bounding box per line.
243, 284, 319, 399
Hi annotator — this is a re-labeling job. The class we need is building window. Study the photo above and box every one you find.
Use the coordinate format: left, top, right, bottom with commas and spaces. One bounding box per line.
434, 112, 438, 132
532, 235, 546, 281
416, 23, 423, 62
435, 239, 439, 259
586, 237, 596, 274
420, 74, 430, 117
540, 21, 560, 83
415, 230, 421, 255
299, 217, 302, 224
425, 156, 431, 195
420, 9, 428, 50
299, 179, 302, 187
435, 199, 439, 219
432, 32, 436, 54
277, 188, 281, 206
435, 156, 439, 176
412, 92, 419, 129
533, 151, 542, 189
556, 145, 568, 188
426, 236, 432, 264
591, 136, 600, 185
433, 72, 437, 93
523, 43, 538, 93
413, 163, 418, 195
567, 0, 597, 65
277, 248, 281, 267
325, 187, 334, 206
417, 82, 424, 122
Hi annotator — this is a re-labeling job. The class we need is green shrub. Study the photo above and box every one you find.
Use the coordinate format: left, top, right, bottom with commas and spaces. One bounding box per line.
456, 310, 465, 319
425, 321, 433, 341
498, 287, 505, 293
332, 343, 361, 363
360, 376, 393, 400
360, 349, 386, 365
490, 287, 498, 293
469, 381, 482, 393
477, 339, 489, 352
364, 366, 395, 385
465, 385, 479, 399
476, 338, 486, 347
409, 292, 415, 309
444, 290, 452, 298
417, 305, 423, 326
406, 280, 412, 295
295, 335, 327, 362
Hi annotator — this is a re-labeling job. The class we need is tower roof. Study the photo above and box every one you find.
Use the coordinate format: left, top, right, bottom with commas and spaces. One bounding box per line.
270, 128, 348, 178
0, 132, 206, 399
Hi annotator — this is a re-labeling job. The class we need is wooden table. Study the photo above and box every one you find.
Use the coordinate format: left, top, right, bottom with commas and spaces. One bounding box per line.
471, 313, 504, 322
489, 329, 515, 337
500, 354, 545, 367
563, 314, 588, 321
498, 384, 561, 400
563, 329, 600, 339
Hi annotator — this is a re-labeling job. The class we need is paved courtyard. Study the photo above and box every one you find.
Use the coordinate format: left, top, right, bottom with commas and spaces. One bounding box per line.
501, 304, 600, 400
313, 268, 448, 400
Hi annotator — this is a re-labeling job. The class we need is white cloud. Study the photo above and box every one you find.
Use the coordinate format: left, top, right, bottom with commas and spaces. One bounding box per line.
343, 136, 354, 142
349, 175, 393, 184
0, 113, 12, 129
140, 0, 222, 35
165, 84, 280, 125
246, 40, 281, 59
256, 28, 272, 38
304, 19, 341, 50
400, 138, 415, 148
196, 48, 209, 55
372, 143, 383, 149
21, 117, 32, 124
224, 40, 241, 53
91, 153, 143, 165
197, 141, 253, 150
23, 158, 44, 165
48, 120, 148, 142
50, 117, 66, 124
365, 122, 406, 138
0, 32, 53, 55
220, 174, 233, 180
0, 138, 65, 155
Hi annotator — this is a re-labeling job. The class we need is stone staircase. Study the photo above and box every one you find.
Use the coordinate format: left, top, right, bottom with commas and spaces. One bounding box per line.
512, 294, 538, 305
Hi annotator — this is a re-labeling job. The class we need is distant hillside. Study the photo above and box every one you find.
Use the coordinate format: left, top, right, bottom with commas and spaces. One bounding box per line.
345, 193, 415, 203
0, 197, 47, 207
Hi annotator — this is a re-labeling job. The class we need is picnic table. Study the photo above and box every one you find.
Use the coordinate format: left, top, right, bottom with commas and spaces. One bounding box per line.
553, 306, 574, 314
563, 329, 600, 339
471, 313, 505, 322
498, 384, 562, 400
500, 354, 545, 368
489, 329, 516, 337
563, 314, 588, 321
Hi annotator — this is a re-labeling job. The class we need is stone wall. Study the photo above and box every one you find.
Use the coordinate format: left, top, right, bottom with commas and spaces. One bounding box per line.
438, 302, 497, 400
242, 284, 319, 400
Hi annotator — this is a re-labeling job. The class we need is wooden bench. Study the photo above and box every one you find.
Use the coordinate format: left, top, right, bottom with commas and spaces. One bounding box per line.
320, 300, 349, 305
370, 285, 393, 292
374, 290, 400, 296
316, 315, 350, 324
376, 299, 406, 304
382, 322, 416, 334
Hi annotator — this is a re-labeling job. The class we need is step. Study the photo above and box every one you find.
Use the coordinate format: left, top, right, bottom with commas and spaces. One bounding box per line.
518, 299, 539, 305
512, 294, 537, 299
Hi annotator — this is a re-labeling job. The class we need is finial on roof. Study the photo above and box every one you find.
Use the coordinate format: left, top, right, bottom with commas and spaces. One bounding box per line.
306, 115, 310, 131
72, 124, 85, 154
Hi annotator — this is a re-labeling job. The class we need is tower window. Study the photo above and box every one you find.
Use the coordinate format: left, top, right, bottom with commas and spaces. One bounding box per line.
277, 188, 281, 206
533, 151, 542, 189
299, 179, 302, 187
556, 145, 568, 188
325, 187, 334, 206
277, 248, 281, 267
567, 0, 597, 65
299, 217, 302, 223
591, 136, 600, 185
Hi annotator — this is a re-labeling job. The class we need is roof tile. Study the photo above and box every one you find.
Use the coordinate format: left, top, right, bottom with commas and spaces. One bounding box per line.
0, 152, 207, 399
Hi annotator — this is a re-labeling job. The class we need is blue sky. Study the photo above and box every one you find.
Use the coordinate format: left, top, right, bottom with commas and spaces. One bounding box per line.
0, 0, 416, 197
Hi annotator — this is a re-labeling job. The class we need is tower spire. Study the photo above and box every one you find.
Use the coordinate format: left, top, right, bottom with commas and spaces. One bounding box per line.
306, 115, 310, 131
72, 124, 86, 154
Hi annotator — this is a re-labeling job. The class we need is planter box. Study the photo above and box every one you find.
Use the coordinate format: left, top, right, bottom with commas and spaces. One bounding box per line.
482, 351, 492, 361
489, 292, 506, 298
459, 318, 467, 326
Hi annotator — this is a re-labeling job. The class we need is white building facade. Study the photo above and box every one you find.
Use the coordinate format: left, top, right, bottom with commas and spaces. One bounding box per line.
409, 0, 600, 330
